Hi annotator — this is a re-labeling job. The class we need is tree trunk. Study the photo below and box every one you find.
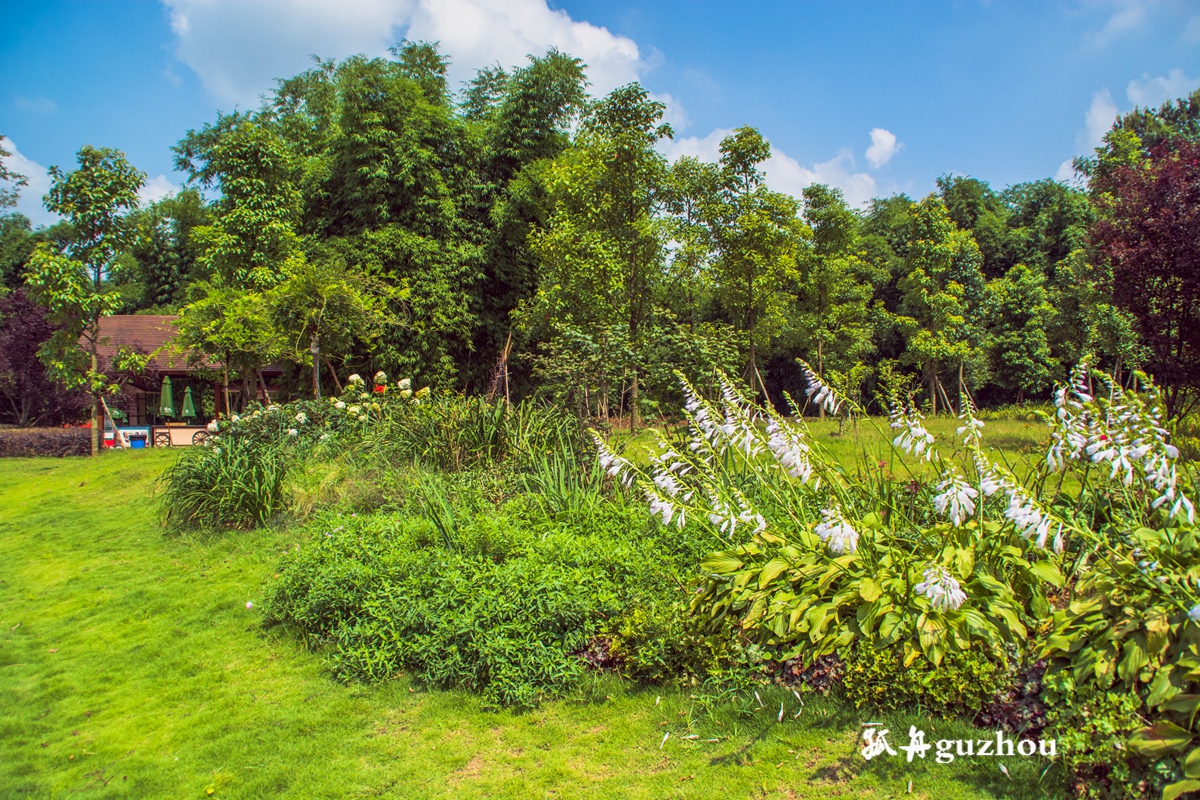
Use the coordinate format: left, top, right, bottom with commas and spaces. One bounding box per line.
817, 337, 826, 420
630, 370, 640, 433
90, 348, 99, 457
928, 370, 938, 416
310, 332, 321, 399
323, 356, 343, 394
223, 360, 231, 418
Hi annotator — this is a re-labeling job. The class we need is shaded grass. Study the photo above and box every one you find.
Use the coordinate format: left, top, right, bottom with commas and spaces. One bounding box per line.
0, 451, 1059, 798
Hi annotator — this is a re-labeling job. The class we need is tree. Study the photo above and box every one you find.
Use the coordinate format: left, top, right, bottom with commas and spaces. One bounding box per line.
795, 184, 874, 414
707, 127, 807, 398
269, 253, 399, 397
175, 115, 302, 290
0, 289, 87, 425
173, 284, 279, 414
0, 137, 28, 212
984, 263, 1056, 400
662, 156, 719, 329
528, 83, 671, 429
1091, 137, 1200, 417
893, 196, 986, 413
24, 145, 145, 455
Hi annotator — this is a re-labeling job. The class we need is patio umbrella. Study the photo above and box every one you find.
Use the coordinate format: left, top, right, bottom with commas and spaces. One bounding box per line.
181, 385, 197, 419
158, 375, 176, 418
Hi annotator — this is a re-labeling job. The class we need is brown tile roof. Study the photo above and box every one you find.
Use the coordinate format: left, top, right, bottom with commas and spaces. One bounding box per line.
93, 315, 195, 372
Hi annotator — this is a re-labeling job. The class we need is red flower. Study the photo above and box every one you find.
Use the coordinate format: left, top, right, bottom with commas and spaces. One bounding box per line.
374, 385, 386, 393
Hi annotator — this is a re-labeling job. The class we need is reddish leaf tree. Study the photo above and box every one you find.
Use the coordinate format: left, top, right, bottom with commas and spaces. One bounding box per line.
0, 289, 88, 426
1091, 140, 1200, 417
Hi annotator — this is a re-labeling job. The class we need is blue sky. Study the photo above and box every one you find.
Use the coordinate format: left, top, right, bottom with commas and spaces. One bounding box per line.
3, 0, 1199, 226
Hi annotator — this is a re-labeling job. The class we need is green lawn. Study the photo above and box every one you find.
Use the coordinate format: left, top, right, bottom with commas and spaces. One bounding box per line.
1, 450, 1059, 799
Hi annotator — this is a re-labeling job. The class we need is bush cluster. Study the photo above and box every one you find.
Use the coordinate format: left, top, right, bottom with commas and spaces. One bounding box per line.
262, 505, 704, 708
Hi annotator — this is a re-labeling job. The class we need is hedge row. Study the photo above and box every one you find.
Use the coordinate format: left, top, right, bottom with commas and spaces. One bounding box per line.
0, 427, 92, 458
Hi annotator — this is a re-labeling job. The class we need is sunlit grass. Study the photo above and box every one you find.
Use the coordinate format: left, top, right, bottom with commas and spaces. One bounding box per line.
1, 451, 1059, 798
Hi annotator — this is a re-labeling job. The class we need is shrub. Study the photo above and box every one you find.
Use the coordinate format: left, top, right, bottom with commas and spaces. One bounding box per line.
262, 505, 691, 708
842, 643, 1011, 715
0, 426, 91, 457
158, 436, 289, 529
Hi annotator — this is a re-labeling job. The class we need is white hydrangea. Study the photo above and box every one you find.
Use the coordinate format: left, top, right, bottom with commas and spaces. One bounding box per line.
295, 412, 308, 424
347, 373, 364, 384
373, 371, 387, 384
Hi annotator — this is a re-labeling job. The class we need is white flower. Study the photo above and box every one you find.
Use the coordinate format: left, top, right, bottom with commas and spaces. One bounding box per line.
348, 405, 361, 415
399, 389, 413, 399
373, 371, 387, 384
801, 361, 842, 416
914, 565, 967, 611
295, 412, 308, 424
207, 420, 219, 433
335, 401, 346, 410
348, 373, 364, 384
230, 414, 240, 423
814, 507, 858, 555
889, 402, 936, 461
766, 418, 813, 483
357, 414, 368, 422
287, 428, 298, 437
397, 378, 412, 390
1189, 605, 1200, 623
246, 601, 254, 610
933, 474, 978, 527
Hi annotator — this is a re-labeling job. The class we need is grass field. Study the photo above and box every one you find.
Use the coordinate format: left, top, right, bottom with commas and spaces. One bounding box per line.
0, 448, 1060, 799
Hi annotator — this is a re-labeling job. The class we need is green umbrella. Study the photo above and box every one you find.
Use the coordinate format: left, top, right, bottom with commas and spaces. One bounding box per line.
159, 375, 176, 418
181, 385, 197, 419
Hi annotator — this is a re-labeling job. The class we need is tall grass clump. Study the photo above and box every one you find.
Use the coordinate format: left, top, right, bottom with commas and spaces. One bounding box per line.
158, 435, 290, 529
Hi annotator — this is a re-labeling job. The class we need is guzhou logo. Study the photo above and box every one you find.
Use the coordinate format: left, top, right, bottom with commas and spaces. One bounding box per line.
860, 724, 1056, 764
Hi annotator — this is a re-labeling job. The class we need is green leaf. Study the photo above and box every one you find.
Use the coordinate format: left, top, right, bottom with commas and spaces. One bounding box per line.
1028, 560, 1064, 588
758, 558, 790, 589
700, 554, 743, 573
1163, 779, 1200, 800
1128, 722, 1193, 758
1184, 747, 1200, 780
858, 578, 881, 602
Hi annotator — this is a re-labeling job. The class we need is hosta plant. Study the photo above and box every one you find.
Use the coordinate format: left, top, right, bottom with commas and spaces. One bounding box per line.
594, 361, 1196, 709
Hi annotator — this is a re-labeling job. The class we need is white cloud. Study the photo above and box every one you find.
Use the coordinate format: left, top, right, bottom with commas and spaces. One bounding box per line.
1088, 0, 1148, 47
14, 96, 58, 115
0, 137, 57, 228
1185, 15, 1200, 43
140, 174, 179, 205
648, 92, 691, 131
163, 0, 646, 107
1055, 159, 1077, 183
660, 128, 880, 208
864, 128, 900, 168
1079, 89, 1119, 152
765, 149, 878, 209
1126, 68, 1200, 108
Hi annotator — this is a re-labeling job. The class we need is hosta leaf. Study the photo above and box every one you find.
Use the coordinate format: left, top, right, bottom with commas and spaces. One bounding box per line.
1183, 747, 1200, 780
1118, 635, 1149, 684
1164, 779, 1200, 800
701, 554, 744, 574
1128, 722, 1193, 757
858, 578, 881, 602
758, 558, 791, 589
1028, 560, 1064, 588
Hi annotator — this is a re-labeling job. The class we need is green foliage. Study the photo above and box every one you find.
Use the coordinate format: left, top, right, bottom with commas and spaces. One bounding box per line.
1043, 674, 1153, 800
842, 643, 1010, 715
262, 505, 682, 709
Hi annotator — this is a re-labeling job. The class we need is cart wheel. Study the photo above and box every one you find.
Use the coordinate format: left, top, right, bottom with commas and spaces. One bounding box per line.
154, 432, 171, 448
192, 430, 211, 446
